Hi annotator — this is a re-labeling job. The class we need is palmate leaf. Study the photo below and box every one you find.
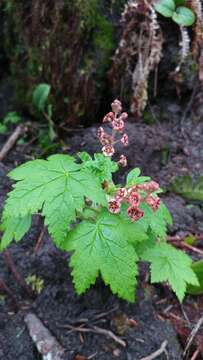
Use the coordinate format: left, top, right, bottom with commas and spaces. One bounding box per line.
2, 155, 107, 247
141, 243, 199, 301
63, 209, 142, 302
0, 215, 32, 251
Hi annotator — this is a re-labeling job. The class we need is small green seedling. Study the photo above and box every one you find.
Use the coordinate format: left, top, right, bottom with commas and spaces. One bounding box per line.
26, 275, 44, 295
0, 100, 199, 302
0, 112, 22, 135
32, 83, 56, 141
154, 0, 196, 26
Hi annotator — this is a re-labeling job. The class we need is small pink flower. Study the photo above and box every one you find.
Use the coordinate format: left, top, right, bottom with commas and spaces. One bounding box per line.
102, 145, 115, 157
127, 206, 144, 222
103, 112, 115, 123
119, 112, 128, 121
137, 183, 150, 192
146, 195, 161, 212
112, 119, 125, 132
111, 99, 122, 114
116, 187, 128, 201
97, 126, 104, 139
100, 133, 113, 145
137, 181, 160, 194
108, 199, 121, 214
148, 181, 160, 192
118, 155, 127, 167
121, 133, 129, 146
128, 188, 141, 206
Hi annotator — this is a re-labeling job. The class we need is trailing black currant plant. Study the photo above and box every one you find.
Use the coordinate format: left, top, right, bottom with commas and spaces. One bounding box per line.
0, 100, 199, 302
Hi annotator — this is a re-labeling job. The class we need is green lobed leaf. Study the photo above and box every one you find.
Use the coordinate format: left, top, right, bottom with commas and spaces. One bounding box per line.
187, 260, 203, 295
138, 202, 171, 239
80, 153, 118, 182
63, 209, 141, 302
154, 0, 176, 17
127, 168, 141, 185
2, 154, 107, 247
32, 83, 51, 112
141, 243, 199, 301
127, 168, 150, 186
0, 215, 32, 251
172, 6, 196, 26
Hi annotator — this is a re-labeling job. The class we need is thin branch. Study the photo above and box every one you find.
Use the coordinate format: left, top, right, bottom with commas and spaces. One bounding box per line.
140, 340, 168, 360
183, 315, 203, 358
0, 125, 26, 162
58, 323, 126, 347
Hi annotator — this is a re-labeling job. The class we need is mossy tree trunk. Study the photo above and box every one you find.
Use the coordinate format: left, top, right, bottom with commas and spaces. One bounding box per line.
3, 0, 125, 126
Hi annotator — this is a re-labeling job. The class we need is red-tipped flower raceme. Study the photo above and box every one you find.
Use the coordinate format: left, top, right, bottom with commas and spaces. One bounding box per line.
98, 99, 129, 158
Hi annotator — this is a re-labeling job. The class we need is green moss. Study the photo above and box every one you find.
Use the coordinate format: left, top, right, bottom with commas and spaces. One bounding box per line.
94, 15, 114, 52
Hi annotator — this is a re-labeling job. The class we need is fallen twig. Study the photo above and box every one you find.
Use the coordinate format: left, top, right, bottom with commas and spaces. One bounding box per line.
168, 235, 203, 256
183, 315, 203, 359
0, 124, 26, 162
3, 249, 34, 298
59, 323, 126, 347
25, 313, 64, 360
168, 234, 203, 243
190, 348, 200, 360
140, 340, 168, 360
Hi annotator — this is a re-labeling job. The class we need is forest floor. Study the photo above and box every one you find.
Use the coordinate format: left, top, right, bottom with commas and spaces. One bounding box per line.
0, 89, 203, 359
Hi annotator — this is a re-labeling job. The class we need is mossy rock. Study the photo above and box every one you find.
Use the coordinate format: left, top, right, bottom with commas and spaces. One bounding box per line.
2, 0, 125, 125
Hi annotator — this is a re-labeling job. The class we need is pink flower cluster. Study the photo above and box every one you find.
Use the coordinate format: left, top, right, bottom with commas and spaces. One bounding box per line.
108, 180, 160, 222
97, 100, 128, 164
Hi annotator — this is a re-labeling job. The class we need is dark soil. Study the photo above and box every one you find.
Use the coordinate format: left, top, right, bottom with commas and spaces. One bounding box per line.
0, 98, 203, 359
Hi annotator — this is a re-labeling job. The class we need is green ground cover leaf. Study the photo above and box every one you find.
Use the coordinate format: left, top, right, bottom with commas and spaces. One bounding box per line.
141, 243, 199, 301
